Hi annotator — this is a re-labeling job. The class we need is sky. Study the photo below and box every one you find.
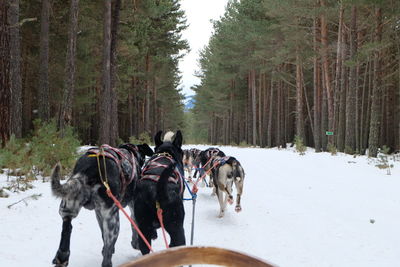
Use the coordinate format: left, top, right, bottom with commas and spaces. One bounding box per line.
178, 0, 229, 98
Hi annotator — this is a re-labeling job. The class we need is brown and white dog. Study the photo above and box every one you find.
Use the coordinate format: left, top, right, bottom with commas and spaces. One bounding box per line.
210, 156, 245, 218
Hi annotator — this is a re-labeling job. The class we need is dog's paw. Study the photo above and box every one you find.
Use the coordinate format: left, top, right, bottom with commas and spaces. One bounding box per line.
53, 258, 69, 267
227, 197, 234, 205
235, 205, 242, 212
53, 249, 70, 267
131, 240, 139, 250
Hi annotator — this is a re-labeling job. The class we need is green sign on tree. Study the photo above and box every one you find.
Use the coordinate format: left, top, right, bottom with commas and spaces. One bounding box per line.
326, 131, 334, 136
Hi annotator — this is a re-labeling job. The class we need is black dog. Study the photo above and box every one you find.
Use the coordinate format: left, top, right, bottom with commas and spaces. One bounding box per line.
134, 131, 186, 255
183, 148, 201, 180
51, 143, 153, 267
193, 147, 226, 187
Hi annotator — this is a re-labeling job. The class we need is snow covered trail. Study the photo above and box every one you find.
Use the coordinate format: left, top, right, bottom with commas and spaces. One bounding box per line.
1, 145, 399, 267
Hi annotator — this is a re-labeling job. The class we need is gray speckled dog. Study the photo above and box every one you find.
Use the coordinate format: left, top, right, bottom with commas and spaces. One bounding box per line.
50, 143, 153, 267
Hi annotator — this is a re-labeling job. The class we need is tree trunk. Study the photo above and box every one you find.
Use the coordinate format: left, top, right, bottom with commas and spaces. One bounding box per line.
262, 73, 269, 147
321, 70, 328, 150
337, 29, 348, 152
128, 77, 135, 137
368, 7, 383, 157
333, 4, 344, 148
276, 79, 282, 147
109, 0, 121, 146
99, 0, 112, 145
267, 74, 274, 147
258, 73, 262, 147
296, 54, 305, 142
8, 0, 22, 138
145, 53, 151, 135
359, 60, 370, 154
152, 77, 157, 135
59, 0, 79, 137
38, 0, 50, 122
345, 6, 357, 153
313, 14, 322, 152
0, 0, 10, 145
251, 69, 257, 145
320, 0, 334, 145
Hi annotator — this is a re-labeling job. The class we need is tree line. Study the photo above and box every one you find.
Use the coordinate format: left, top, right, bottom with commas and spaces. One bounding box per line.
191, 0, 400, 156
0, 0, 188, 147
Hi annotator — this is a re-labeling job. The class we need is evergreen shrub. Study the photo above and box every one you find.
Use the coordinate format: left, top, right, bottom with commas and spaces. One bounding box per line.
30, 120, 80, 176
294, 136, 306, 155
0, 120, 80, 179
344, 145, 355, 155
327, 143, 337, 155
129, 132, 152, 145
239, 140, 248, 147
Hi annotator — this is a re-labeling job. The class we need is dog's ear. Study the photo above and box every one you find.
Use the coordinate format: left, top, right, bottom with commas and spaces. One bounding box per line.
119, 143, 133, 151
154, 131, 163, 147
137, 143, 154, 157
173, 130, 183, 148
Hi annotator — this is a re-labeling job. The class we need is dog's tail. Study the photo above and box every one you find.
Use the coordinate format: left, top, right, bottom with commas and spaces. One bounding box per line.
51, 163, 83, 199
156, 163, 176, 204
232, 159, 244, 182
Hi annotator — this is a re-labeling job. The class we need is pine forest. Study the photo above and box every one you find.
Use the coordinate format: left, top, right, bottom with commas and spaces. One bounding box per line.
1, 0, 400, 157
191, 0, 400, 157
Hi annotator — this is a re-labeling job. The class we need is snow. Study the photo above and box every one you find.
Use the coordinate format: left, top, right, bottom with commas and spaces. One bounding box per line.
1, 145, 400, 267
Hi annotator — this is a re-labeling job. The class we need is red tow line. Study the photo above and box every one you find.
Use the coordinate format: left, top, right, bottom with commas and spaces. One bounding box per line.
191, 158, 220, 194
105, 188, 155, 253
156, 202, 170, 249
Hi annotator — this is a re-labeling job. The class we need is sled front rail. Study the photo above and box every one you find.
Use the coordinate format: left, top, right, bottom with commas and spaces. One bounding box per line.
119, 246, 277, 267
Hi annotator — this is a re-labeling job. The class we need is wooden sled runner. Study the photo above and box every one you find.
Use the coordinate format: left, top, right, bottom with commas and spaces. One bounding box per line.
119, 246, 277, 267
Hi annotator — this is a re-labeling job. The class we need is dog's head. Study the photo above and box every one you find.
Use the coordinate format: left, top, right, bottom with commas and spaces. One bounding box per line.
192, 150, 203, 167
154, 130, 183, 164
119, 143, 154, 167
183, 149, 191, 165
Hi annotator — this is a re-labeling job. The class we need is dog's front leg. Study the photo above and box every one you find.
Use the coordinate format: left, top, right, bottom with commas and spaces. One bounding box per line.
53, 217, 73, 267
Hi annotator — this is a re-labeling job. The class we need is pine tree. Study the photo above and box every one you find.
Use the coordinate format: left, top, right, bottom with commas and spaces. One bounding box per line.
0, 0, 10, 145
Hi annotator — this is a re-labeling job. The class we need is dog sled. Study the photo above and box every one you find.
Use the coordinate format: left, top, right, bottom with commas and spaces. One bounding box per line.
119, 246, 276, 267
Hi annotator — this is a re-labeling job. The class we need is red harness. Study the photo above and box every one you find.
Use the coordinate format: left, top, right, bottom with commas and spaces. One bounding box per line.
141, 155, 184, 194
87, 144, 137, 196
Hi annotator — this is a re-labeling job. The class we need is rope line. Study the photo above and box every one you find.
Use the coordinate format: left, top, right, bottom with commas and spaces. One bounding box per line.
92, 147, 154, 253
156, 202, 170, 249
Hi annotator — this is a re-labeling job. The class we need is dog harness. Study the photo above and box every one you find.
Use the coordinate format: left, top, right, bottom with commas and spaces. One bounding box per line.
215, 156, 232, 166
87, 144, 138, 197
206, 148, 221, 159
141, 154, 184, 195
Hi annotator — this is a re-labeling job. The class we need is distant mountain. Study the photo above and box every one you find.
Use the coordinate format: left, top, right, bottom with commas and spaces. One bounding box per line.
184, 95, 195, 111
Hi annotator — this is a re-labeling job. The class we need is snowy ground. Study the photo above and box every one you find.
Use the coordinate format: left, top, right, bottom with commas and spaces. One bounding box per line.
1, 145, 400, 267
